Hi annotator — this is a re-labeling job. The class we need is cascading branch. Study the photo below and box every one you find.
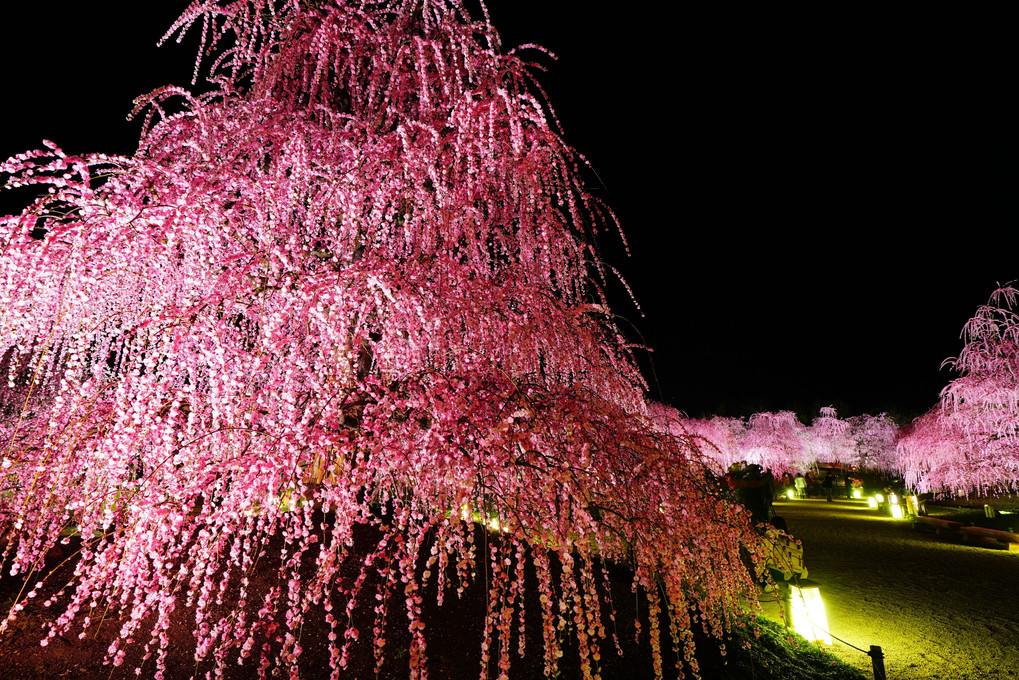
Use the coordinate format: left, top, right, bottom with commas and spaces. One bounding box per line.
0, 2, 764, 678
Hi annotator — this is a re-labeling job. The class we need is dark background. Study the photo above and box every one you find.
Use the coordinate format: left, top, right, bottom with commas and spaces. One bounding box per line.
2, 3, 1016, 423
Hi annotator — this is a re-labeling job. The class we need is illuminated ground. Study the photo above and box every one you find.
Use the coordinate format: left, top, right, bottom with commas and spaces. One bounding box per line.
762, 498, 1019, 680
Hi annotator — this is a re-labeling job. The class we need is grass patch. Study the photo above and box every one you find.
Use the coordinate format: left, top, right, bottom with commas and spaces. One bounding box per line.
715, 616, 868, 680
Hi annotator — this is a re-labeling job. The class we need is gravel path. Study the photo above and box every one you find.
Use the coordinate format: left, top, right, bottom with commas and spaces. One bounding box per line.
760, 498, 1019, 680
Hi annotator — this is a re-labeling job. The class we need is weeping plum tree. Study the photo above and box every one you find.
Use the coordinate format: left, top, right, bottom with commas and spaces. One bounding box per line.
650, 405, 878, 477
645, 403, 746, 475
0, 2, 763, 678
896, 406, 965, 495
739, 411, 810, 476
899, 286, 1019, 496
846, 413, 899, 473
807, 406, 852, 466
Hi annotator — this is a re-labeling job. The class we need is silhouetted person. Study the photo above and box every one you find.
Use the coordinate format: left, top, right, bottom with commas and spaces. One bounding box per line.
794, 473, 806, 499
739, 464, 773, 524
822, 472, 834, 502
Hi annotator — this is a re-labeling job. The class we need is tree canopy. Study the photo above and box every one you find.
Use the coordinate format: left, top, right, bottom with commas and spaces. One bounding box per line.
899, 286, 1019, 496
0, 2, 762, 678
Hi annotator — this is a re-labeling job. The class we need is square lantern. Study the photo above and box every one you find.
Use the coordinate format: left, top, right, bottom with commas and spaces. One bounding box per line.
789, 580, 832, 645
888, 494, 903, 518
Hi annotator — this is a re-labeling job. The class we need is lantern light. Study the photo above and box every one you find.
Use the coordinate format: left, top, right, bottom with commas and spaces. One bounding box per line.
787, 489, 796, 500
867, 497, 878, 509
887, 493, 904, 518
789, 580, 832, 645
852, 489, 862, 499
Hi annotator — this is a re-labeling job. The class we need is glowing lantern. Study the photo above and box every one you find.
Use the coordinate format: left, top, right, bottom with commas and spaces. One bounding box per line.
887, 493, 904, 518
789, 580, 832, 645
867, 497, 878, 509
852, 489, 862, 499
787, 489, 796, 500
875, 493, 885, 503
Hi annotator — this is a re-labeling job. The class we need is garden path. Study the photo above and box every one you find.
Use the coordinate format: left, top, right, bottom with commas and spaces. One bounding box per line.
761, 498, 1019, 680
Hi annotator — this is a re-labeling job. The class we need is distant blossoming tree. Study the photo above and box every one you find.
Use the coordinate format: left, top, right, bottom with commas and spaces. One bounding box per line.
646, 404, 745, 475
0, 2, 762, 679
738, 411, 810, 476
807, 406, 853, 465
896, 406, 965, 494
687, 416, 746, 473
652, 406, 901, 480
847, 412, 899, 473
899, 286, 1019, 495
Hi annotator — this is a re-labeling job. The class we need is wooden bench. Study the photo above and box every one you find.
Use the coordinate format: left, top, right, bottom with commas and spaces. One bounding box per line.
762, 529, 808, 580
912, 515, 963, 535
959, 525, 1019, 551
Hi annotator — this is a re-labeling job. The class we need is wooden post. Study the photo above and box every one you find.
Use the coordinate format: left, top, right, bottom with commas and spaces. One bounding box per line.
869, 645, 886, 680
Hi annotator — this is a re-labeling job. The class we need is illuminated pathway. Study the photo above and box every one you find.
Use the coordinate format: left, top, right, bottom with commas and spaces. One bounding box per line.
763, 499, 1019, 680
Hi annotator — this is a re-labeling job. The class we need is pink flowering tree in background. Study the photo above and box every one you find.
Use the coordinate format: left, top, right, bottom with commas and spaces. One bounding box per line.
0, 2, 764, 678
685, 416, 746, 474
738, 411, 810, 476
806, 406, 853, 466
846, 412, 900, 474
650, 405, 905, 480
646, 404, 745, 475
899, 286, 1019, 496
896, 406, 968, 495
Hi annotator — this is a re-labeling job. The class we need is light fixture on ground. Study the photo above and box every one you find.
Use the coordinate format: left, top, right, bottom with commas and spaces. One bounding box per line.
888, 493, 904, 519
789, 579, 832, 645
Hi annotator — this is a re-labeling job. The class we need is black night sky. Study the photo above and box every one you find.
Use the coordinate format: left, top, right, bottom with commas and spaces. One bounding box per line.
2, 3, 1016, 423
